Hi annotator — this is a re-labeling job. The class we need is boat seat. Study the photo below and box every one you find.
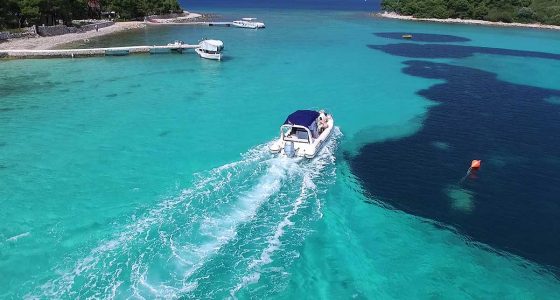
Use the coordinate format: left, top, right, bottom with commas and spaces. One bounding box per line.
295, 130, 308, 140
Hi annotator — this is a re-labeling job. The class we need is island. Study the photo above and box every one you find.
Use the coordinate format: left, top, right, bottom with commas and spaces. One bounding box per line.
379, 0, 560, 27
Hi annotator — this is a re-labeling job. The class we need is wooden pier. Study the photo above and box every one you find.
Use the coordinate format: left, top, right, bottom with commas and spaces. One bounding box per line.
0, 44, 200, 59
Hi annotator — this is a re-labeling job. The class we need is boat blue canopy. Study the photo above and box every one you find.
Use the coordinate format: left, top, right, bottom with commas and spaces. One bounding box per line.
284, 110, 319, 128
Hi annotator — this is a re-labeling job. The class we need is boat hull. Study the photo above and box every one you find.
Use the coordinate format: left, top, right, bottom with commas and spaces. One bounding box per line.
232, 23, 257, 29
232, 21, 265, 29
195, 48, 222, 60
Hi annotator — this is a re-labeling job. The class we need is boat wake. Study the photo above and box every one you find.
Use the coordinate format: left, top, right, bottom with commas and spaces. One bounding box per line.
32, 128, 342, 299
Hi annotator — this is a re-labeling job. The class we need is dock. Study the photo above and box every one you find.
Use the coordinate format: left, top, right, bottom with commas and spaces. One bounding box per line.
207, 22, 233, 27
0, 44, 201, 59
146, 21, 234, 27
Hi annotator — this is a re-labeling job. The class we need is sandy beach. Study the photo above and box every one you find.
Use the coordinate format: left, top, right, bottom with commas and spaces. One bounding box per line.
375, 11, 560, 31
0, 22, 146, 50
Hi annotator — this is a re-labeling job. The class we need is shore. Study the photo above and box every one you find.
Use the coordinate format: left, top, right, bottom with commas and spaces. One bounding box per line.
375, 11, 560, 31
0, 11, 214, 51
148, 12, 207, 24
0, 22, 145, 50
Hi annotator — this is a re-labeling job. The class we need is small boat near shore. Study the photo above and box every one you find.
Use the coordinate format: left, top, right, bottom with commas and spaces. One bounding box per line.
166, 40, 185, 53
167, 40, 184, 47
232, 18, 265, 29
269, 110, 334, 159
195, 39, 224, 60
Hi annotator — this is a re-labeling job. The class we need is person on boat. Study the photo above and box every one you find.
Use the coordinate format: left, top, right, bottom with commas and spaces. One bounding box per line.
318, 110, 329, 133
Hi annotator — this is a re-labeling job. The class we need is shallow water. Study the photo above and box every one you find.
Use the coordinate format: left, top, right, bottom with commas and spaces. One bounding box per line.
1, 6, 560, 299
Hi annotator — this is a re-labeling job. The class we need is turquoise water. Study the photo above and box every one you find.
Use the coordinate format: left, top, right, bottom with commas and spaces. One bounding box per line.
1, 9, 560, 298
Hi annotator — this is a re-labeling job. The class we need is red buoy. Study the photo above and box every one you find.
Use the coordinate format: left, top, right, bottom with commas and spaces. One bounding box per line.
471, 160, 481, 170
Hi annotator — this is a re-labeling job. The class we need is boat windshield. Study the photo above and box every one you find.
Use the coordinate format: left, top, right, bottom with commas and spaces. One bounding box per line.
201, 49, 220, 54
282, 126, 310, 143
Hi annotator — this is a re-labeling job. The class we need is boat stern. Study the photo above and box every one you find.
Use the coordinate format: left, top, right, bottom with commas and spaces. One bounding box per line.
269, 141, 281, 153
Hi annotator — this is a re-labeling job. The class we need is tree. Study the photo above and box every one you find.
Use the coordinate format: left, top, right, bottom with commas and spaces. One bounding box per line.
485, 8, 514, 23
0, 0, 22, 29
0, 0, 181, 28
20, 0, 42, 26
381, 0, 402, 12
470, 4, 489, 19
549, 13, 560, 25
448, 0, 470, 18
516, 7, 536, 23
402, 1, 420, 16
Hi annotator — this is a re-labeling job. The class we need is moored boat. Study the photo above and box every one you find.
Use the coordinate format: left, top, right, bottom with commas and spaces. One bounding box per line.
232, 18, 265, 29
166, 40, 185, 53
167, 40, 184, 47
269, 110, 334, 159
195, 39, 224, 60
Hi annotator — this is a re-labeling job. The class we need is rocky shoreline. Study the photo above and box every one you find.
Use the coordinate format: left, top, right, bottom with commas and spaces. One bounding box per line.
0, 22, 146, 51
147, 12, 217, 24
375, 11, 560, 31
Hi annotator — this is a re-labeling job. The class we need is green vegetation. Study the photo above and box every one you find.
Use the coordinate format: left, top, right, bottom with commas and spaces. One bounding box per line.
381, 0, 560, 25
105, 0, 182, 20
0, 0, 181, 29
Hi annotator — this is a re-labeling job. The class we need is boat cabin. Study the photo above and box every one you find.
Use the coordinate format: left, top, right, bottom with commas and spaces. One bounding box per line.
198, 40, 224, 54
232, 17, 265, 28
281, 110, 320, 144
270, 109, 335, 158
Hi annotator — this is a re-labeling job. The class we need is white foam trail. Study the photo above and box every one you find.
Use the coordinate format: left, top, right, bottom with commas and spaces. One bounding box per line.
33, 129, 341, 299
152, 157, 299, 296
230, 128, 341, 297
31, 144, 306, 299
230, 177, 316, 296
231, 182, 310, 297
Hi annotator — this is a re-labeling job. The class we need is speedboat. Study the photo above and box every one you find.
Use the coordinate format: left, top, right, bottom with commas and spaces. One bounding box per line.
269, 110, 334, 159
166, 40, 185, 53
232, 18, 265, 29
167, 40, 184, 47
195, 39, 224, 60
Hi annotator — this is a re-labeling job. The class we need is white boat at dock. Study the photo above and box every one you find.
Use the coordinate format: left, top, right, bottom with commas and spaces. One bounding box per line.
269, 110, 334, 159
167, 40, 184, 47
195, 39, 224, 60
232, 18, 265, 29
165, 40, 186, 53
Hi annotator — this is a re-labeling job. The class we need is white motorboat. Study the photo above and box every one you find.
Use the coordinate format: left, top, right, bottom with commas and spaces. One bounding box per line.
269, 110, 334, 159
232, 17, 265, 29
167, 40, 184, 47
195, 39, 224, 60
166, 40, 185, 53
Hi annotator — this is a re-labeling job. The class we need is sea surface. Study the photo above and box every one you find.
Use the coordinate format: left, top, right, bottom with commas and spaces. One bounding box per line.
1, 2, 560, 299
